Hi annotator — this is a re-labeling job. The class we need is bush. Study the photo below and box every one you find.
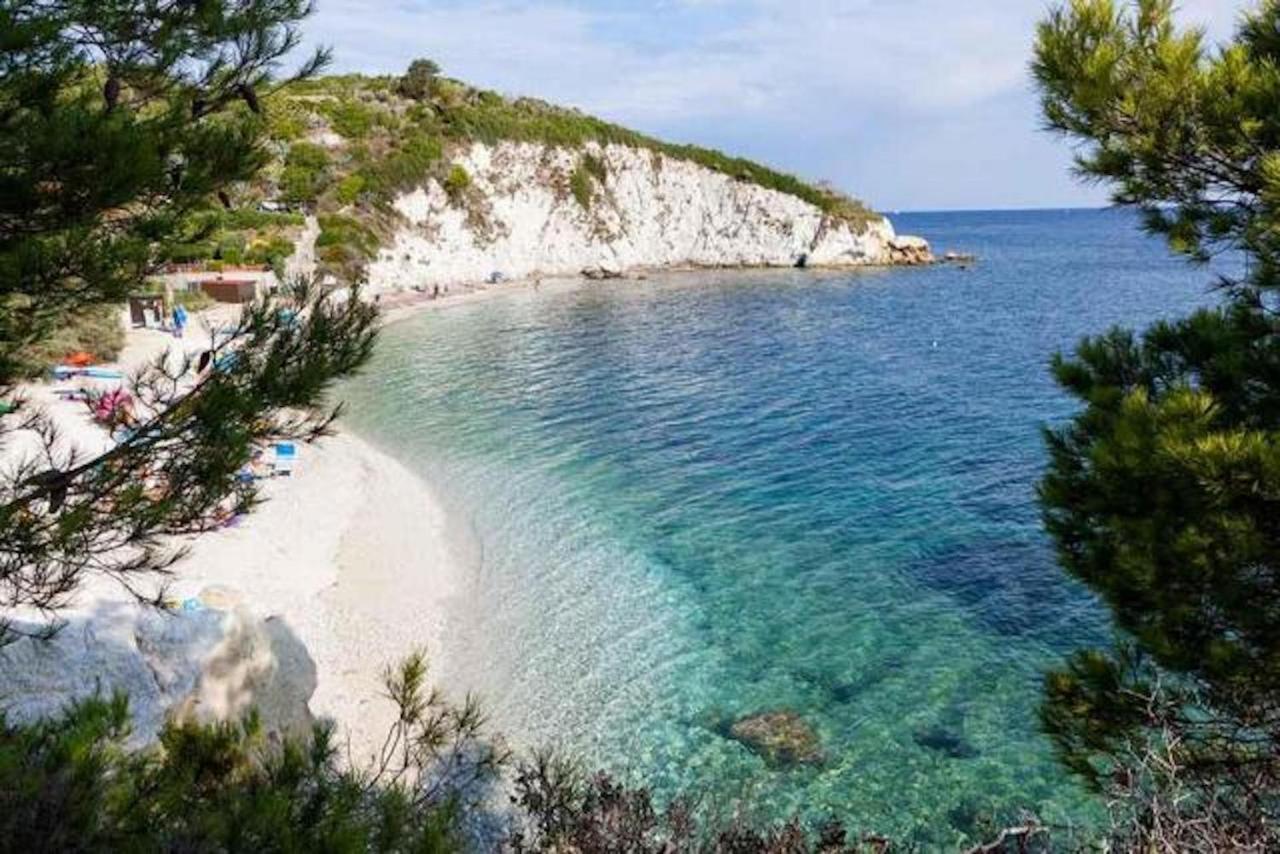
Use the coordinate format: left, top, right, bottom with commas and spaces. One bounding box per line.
11, 302, 125, 377
264, 95, 308, 142
582, 152, 608, 183
335, 173, 366, 205
214, 232, 247, 264
396, 58, 441, 101
0, 655, 499, 852
361, 135, 443, 199
0, 686, 1010, 853
443, 164, 470, 203
280, 142, 330, 205
245, 234, 296, 268
318, 98, 378, 140
508, 751, 921, 853
317, 213, 381, 281
570, 163, 594, 210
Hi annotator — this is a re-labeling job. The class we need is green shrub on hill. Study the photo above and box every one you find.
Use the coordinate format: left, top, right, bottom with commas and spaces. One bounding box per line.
582, 151, 608, 183
280, 142, 331, 205
318, 98, 379, 140
570, 162, 594, 210
360, 134, 444, 201
443, 164, 471, 203
245, 234, 297, 269
335, 173, 366, 205
397, 58, 441, 101
424, 94, 877, 228
317, 213, 380, 280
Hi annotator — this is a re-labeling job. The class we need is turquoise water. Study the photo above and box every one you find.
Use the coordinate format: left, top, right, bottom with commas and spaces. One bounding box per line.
340, 209, 1224, 846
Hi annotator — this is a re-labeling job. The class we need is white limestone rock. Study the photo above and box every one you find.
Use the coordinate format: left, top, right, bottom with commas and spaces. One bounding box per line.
366, 142, 930, 291
0, 592, 316, 748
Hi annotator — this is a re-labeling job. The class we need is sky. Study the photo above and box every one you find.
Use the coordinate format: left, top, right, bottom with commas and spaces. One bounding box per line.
299, 1, 1249, 212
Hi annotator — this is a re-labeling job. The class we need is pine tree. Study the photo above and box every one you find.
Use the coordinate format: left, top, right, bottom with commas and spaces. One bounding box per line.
0, 2, 378, 637
1034, 0, 1280, 845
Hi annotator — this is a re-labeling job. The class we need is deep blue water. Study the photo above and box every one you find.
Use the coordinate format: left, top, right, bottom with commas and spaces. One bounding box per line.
340, 209, 1226, 846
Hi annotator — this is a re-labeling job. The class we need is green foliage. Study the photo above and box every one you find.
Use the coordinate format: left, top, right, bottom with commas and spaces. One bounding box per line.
10, 304, 125, 378
433, 96, 878, 227
260, 75, 878, 235
0, 0, 328, 387
280, 142, 331, 205
161, 208, 302, 268
396, 58, 442, 101
317, 214, 379, 280
1033, 1, 1280, 846
245, 234, 296, 268
264, 94, 309, 141
1033, 0, 1280, 278
359, 134, 443, 200
0, 654, 497, 852
582, 151, 608, 183
214, 231, 247, 264
570, 162, 595, 210
0, 658, 982, 854
317, 98, 378, 140
334, 173, 366, 205
443, 164, 471, 203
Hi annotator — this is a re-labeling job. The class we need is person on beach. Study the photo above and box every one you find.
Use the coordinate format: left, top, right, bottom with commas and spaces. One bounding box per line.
172, 303, 188, 339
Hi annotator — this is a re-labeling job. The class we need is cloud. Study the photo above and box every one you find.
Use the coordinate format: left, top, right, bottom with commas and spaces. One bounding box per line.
300, 0, 1251, 209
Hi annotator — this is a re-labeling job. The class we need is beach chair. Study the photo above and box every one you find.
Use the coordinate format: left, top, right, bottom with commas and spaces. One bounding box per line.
273, 442, 297, 476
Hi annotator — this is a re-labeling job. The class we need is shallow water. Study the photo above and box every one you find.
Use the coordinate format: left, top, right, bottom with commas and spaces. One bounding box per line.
340, 209, 1227, 846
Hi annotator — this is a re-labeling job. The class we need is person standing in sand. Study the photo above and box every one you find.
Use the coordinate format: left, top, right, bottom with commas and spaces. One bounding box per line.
172, 303, 188, 339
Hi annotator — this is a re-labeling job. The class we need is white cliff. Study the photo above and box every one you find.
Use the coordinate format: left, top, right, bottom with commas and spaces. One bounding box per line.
366, 142, 930, 291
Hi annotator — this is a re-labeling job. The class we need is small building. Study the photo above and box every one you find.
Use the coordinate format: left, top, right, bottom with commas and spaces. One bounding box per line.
128, 294, 167, 328
198, 278, 259, 303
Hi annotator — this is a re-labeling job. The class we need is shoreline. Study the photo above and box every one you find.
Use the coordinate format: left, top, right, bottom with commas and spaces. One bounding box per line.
3, 262, 915, 762
372, 261, 917, 328
1, 297, 479, 764
162, 429, 471, 764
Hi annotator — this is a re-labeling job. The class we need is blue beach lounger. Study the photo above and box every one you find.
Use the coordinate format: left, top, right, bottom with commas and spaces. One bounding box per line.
273, 442, 297, 476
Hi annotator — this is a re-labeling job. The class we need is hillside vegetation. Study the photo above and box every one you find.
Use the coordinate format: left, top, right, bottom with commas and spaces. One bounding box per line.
185, 66, 879, 283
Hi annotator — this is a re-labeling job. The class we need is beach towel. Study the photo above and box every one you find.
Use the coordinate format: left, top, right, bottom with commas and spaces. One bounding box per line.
56, 365, 124, 380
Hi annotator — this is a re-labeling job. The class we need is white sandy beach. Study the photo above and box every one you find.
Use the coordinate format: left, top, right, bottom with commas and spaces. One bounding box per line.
1, 291, 512, 763
161, 429, 466, 764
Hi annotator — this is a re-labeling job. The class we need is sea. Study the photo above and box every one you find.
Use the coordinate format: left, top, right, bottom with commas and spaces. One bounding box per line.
339, 208, 1229, 846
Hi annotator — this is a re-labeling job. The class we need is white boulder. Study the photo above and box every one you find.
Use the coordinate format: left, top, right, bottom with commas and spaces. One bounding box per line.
0, 590, 316, 748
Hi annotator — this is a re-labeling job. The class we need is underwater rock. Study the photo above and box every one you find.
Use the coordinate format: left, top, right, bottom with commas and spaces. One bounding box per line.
729, 710, 824, 768
913, 724, 978, 759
